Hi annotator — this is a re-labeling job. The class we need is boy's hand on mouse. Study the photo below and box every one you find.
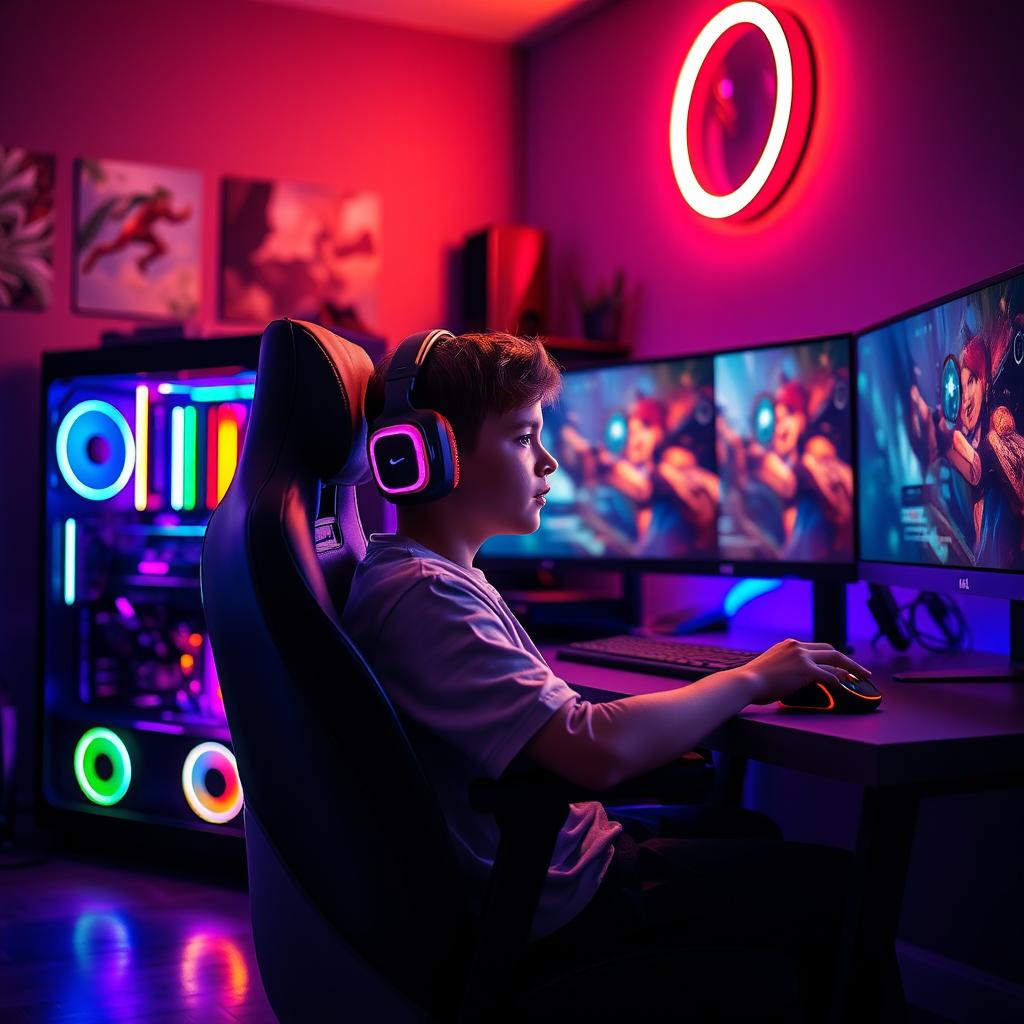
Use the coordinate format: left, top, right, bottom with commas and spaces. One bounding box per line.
739, 639, 872, 705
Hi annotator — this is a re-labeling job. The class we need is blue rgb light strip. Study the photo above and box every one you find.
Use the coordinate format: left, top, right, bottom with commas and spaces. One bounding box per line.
170, 406, 185, 511
63, 518, 76, 605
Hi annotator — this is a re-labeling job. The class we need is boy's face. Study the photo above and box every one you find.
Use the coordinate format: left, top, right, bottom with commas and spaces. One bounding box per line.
455, 401, 558, 537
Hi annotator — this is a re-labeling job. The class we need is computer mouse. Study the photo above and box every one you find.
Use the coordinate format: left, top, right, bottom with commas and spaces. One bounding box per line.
779, 675, 881, 713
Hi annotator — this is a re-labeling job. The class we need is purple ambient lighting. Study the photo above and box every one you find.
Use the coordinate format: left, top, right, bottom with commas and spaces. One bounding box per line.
137, 560, 170, 575
114, 596, 137, 619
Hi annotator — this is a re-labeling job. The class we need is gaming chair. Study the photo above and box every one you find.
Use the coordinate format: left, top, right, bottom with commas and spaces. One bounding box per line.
200, 318, 805, 1022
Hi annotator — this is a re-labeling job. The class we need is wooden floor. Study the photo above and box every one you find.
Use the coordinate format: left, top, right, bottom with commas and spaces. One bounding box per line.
0, 853, 278, 1023
0, 846, 954, 1024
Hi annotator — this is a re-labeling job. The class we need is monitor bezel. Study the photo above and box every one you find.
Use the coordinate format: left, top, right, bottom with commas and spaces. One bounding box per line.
477, 333, 858, 583
854, 261, 1024, 600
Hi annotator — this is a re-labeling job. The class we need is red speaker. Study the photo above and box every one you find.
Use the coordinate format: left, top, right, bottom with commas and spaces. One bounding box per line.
462, 225, 549, 336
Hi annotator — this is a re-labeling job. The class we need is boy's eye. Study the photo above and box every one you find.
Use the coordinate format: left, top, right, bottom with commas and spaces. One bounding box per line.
517, 435, 532, 447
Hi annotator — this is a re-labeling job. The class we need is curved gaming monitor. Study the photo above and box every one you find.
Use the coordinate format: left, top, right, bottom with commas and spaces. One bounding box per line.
479, 336, 854, 582
857, 264, 1024, 601
856, 264, 1024, 679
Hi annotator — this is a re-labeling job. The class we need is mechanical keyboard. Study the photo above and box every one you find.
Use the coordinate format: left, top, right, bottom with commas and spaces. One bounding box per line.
558, 634, 761, 681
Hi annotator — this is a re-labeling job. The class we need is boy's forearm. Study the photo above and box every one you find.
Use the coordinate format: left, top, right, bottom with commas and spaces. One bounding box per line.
530, 669, 759, 789
586, 669, 759, 786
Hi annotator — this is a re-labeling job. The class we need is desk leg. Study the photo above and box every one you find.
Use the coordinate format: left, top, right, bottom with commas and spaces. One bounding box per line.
830, 785, 919, 1024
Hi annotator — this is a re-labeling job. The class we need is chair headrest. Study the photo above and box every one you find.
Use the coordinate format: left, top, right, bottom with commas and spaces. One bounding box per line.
238, 318, 374, 492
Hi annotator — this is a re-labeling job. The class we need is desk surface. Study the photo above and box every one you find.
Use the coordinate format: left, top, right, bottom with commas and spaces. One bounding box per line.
542, 636, 1024, 791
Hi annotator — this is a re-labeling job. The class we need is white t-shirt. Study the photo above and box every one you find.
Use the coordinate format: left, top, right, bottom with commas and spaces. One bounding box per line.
342, 533, 621, 939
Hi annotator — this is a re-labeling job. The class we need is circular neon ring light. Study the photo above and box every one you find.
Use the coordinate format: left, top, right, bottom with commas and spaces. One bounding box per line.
74, 727, 132, 806
182, 742, 243, 824
670, 1, 794, 219
56, 400, 136, 501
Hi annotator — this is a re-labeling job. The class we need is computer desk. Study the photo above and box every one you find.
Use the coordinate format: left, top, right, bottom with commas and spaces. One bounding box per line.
541, 635, 1024, 1024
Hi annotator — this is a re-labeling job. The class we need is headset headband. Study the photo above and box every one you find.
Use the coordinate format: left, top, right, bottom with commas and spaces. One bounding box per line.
382, 329, 454, 405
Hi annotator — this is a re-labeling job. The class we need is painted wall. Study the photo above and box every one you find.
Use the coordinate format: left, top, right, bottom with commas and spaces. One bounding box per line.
524, 0, 1024, 998
0, 0, 519, 802
525, 0, 1024, 352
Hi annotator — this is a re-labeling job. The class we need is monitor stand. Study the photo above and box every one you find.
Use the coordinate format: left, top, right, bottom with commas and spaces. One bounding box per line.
891, 599, 1024, 682
813, 580, 848, 652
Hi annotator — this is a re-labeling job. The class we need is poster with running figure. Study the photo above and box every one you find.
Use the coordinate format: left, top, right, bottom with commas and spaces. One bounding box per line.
74, 157, 201, 319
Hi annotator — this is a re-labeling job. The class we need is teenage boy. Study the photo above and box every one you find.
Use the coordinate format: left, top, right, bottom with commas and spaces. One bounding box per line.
343, 331, 872, 1015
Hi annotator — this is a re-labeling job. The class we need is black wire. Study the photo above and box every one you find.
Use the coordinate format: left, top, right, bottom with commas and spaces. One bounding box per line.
896, 592, 971, 653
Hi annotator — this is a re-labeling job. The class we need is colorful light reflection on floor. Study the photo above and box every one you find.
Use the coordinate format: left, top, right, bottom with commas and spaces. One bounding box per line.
0, 857, 272, 1022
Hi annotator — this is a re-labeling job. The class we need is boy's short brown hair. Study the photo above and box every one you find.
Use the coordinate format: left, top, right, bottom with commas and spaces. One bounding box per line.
365, 332, 562, 451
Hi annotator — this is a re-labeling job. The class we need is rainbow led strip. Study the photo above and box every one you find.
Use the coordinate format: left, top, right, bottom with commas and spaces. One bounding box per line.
169, 404, 202, 512
64, 518, 76, 605
181, 742, 243, 824
134, 385, 149, 511
73, 727, 132, 806
216, 406, 240, 504
204, 404, 244, 509
183, 405, 198, 510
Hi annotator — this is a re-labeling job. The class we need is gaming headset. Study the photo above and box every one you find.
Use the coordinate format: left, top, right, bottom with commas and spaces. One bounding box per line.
367, 329, 460, 504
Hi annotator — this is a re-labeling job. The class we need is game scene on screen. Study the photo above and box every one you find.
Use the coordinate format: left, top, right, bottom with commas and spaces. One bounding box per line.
858, 274, 1024, 570
714, 338, 853, 564
481, 357, 720, 561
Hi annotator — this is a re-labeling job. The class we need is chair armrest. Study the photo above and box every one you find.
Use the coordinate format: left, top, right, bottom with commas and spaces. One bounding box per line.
468, 750, 713, 815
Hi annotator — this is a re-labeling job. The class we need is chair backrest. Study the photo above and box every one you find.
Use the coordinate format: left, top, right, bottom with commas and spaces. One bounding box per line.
200, 318, 472, 1011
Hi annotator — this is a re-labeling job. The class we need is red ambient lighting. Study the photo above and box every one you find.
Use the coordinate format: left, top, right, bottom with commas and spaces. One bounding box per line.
670, 2, 814, 219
